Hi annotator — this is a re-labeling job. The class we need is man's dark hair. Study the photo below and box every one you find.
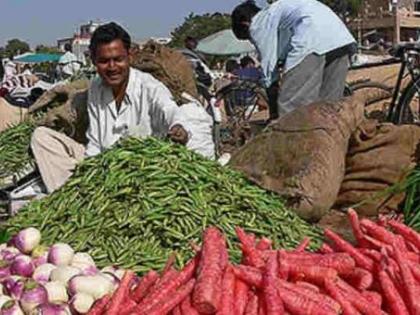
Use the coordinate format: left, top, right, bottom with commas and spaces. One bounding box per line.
225, 59, 240, 73
64, 43, 72, 52
89, 22, 131, 59
185, 36, 198, 50
231, 0, 261, 40
240, 56, 255, 68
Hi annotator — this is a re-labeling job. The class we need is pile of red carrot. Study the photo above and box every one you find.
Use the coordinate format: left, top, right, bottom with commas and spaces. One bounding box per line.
86, 208, 420, 315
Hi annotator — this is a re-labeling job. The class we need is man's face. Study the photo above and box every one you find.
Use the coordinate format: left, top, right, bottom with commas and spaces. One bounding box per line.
93, 39, 130, 88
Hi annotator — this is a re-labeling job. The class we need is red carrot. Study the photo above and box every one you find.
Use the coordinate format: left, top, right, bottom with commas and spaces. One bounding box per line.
284, 260, 338, 285
324, 279, 360, 315
359, 248, 381, 262
146, 279, 196, 315
218, 265, 236, 315
234, 279, 249, 315
180, 295, 199, 315
389, 220, 420, 250
233, 265, 263, 288
361, 291, 382, 309
131, 270, 159, 303
172, 306, 182, 315
295, 281, 320, 293
360, 219, 397, 246
263, 252, 284, 315
106, 270, 135, 315
406, 241, 420, 253
134, 256, 198, 314
325, 229, 374, 271
343, 268, 373, 290
256, 238, 272, 251
192, 227, 227, 314
336, 279, 382, 315
258, 291, 266, 315
119, 297, 137, 315
295, 237, 311, 252
143, 268, 178, 303
408, 261, 420, 283
276, 285, 338, 315
393, 243, 420, 315
244, 292, 259, 315
86, 294, 111, 315
348, 208, 368, 247
236, 227, 265, 269
278, 279, 341, 313
281, 251, 356, 273
378, 269, 410, 315
319, 243, 335, 254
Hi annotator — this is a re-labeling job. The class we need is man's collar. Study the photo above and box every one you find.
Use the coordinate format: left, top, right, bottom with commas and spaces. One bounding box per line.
99, 67, 134, 105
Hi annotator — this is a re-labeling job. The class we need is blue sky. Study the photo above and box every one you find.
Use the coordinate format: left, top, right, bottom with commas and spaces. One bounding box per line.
0, 0, 266, 48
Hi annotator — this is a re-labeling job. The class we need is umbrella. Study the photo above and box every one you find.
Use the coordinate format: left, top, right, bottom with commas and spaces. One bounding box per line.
196, 29, 256, 56
14, 53, 62, 63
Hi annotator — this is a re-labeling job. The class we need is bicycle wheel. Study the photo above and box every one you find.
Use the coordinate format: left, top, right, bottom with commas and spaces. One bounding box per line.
350, 81, 393, 106
394, 77, 420, 124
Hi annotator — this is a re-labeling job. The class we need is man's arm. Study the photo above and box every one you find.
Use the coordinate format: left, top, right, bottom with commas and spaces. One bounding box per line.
85, 83, 102, 157
250, 24, 279, 88
147, 79, 191, 144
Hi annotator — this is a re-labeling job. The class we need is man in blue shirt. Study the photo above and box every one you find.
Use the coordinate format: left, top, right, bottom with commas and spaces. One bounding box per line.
231, 0, 356, 119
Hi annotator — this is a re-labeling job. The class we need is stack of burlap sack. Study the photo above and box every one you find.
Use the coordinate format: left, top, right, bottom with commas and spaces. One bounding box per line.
230, 95, 420, 222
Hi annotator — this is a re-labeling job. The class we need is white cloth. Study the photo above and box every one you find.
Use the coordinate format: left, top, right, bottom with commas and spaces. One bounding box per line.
59, 51, 81, 77
3, 61, 17, 81
85, 68, 192, 157
179, 101, 215, 159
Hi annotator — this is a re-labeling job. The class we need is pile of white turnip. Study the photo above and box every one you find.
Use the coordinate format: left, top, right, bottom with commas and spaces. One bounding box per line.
0, 227, 125, 314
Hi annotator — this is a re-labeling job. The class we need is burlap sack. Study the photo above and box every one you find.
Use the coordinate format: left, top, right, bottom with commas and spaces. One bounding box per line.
335, 120, 420, 216
131, 41, 198, 104
28, 81, 89, 144
229, 97, 365, 222
0, 97, 28, 132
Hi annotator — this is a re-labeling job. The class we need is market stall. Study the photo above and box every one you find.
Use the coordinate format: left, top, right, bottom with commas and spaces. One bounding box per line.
0, 40, 419, 315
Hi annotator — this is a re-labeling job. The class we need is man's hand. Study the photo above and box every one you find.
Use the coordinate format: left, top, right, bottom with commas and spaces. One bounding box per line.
168, 124, 189, 145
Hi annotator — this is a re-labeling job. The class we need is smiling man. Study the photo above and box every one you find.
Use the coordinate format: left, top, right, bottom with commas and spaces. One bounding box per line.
31, 22, 193, 193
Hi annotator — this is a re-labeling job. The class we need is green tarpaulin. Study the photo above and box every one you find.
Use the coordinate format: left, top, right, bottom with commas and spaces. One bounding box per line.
196, 29, 256, 56
14, 53, 62, 63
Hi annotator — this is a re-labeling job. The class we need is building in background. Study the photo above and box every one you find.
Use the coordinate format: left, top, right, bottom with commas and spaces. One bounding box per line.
349, 0, 420, 45
57, 21, 102, 61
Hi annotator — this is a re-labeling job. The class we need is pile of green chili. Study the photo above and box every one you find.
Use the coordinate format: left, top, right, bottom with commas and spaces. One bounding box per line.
6, 137, 321, 273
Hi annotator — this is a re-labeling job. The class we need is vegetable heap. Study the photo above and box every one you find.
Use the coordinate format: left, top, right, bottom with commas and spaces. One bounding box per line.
0, 227, 131, 315
0, 122, 35, 187
95, 209, 420, 315
6, 137, 321, 272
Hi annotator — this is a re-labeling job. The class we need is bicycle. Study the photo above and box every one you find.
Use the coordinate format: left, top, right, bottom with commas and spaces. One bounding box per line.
384, 42, 420, 125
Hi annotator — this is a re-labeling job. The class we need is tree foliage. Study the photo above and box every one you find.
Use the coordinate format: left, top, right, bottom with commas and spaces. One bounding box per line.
169, 13, 231, 48
322, 0, 363, 19
4, 39, 30, 58
35, 45, 61, 54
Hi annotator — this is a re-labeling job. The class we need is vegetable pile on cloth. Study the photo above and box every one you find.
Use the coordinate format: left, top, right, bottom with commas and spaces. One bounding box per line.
95, 208, 420, 315
0, 227, 131, 314
6, 137, 321, 273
